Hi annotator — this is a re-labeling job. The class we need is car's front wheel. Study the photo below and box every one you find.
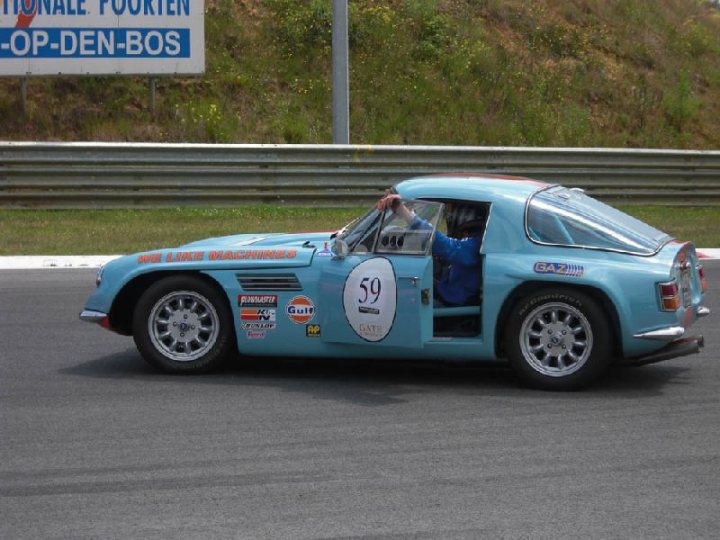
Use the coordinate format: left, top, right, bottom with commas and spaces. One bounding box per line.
132, 275, 235, 373
504, 288, 611, 390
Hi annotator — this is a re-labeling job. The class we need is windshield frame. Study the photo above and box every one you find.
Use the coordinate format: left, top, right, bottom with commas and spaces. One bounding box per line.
335, 207, 383, 253
524, 185, 673, 257
335, 199, 443, 256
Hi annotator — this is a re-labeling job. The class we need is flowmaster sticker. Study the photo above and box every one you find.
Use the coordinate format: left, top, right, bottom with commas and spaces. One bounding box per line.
343, 257, 397, 342
239, 295, 278, 308
533, 261, 585, 277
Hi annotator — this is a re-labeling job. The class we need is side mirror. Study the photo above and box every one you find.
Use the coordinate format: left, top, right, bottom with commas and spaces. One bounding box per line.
331, 239, 349, 259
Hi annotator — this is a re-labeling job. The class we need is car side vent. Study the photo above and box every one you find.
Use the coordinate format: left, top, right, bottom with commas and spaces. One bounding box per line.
237, 274, 302, 291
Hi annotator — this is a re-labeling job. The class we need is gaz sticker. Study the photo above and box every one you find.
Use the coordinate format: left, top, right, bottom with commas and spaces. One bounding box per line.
343, 257, 397, 342
533, 261, 584, 277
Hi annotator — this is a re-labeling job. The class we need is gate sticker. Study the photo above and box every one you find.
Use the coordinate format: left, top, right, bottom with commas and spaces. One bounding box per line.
343, 257, 397, 342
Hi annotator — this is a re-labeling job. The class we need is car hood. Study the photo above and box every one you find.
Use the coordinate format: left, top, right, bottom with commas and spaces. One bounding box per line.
181, 231, 335, 249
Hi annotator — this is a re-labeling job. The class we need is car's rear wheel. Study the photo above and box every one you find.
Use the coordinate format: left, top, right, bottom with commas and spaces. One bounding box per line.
132, 275, 235, 373
504, 288, 611, 390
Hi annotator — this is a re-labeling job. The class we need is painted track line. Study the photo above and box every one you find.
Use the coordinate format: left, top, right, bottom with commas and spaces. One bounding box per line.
0, 256, 121, 270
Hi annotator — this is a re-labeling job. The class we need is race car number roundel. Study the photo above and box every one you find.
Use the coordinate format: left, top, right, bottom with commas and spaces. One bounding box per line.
343, 257, 397, 342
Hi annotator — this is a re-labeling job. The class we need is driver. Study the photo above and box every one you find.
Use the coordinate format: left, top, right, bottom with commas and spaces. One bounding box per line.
377, 193, 482, 307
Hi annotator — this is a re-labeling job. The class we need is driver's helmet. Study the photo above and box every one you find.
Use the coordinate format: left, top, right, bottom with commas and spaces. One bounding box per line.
445, 203, 486, 238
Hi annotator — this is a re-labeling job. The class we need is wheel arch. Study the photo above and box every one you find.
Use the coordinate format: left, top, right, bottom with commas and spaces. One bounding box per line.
108, 270, 233, 336
494, 281, 623, 359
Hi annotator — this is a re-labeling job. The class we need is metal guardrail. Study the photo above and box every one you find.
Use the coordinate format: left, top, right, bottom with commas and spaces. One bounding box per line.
1, 142, 719, 208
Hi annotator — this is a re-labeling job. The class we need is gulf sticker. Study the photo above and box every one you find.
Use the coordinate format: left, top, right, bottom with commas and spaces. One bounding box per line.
286, 296, 316, 324
343, 257, 397, 342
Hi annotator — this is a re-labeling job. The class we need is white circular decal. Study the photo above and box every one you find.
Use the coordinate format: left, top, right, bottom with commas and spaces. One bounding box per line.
343, 257, 397, 342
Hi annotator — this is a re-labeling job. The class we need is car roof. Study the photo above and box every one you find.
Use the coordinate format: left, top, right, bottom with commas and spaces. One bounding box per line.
394, 174, 550, 204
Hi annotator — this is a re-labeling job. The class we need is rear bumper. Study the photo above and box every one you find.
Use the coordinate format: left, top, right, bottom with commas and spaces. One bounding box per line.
628, 335, 705, 366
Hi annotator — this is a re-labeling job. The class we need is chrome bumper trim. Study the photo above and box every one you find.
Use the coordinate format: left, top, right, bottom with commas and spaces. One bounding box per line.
79, 310, 107, 323
697, 306, 710, 318
633, 326, 685, 341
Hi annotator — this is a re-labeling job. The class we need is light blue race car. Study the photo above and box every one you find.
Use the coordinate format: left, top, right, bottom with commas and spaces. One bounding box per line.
80, 174, 710, 390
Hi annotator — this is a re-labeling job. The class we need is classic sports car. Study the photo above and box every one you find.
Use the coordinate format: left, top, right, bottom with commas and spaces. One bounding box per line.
80, 174, 710, 390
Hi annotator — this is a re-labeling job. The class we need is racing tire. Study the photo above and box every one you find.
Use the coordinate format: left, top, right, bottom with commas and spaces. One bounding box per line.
132, 275, 235, 373
504, 288, 611, 390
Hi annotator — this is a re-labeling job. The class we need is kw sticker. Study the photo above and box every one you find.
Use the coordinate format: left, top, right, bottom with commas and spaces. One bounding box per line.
240, 308, 276, 322
240, 308, 276, 331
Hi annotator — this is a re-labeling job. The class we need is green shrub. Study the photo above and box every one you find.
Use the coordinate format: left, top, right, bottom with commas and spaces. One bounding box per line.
267, 0, 332, 52
663, 70, 702, 132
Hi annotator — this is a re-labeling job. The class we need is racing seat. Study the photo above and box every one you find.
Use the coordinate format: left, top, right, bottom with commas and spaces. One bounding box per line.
431, 208, 487, 337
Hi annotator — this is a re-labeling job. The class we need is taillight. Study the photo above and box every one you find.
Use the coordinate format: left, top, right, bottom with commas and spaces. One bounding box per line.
697, 264, 708, 293
658, 280, 681, 311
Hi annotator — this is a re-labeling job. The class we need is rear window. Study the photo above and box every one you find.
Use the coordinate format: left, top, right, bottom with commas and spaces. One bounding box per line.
526, 186, 671, 255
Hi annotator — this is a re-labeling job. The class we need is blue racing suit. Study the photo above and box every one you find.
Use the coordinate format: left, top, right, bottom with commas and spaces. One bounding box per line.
410, 216, 482, 306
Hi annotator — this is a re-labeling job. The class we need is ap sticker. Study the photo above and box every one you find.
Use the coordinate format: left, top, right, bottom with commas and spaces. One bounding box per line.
343, 257, 397, 342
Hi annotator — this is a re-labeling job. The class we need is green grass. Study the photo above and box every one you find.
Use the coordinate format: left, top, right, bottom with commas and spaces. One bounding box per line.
0, 206, 717, 256
1, 1, 719, 148
0, 207, 364, 255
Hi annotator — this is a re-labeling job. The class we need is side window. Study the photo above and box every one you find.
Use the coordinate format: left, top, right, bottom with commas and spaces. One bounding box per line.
375, 200, 443, 256
435, 200, 490, 244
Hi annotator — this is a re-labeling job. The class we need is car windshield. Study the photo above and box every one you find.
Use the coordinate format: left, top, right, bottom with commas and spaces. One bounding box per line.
526, 186, 671, 255
336, 207, 383, 250
336, 199, 443, 255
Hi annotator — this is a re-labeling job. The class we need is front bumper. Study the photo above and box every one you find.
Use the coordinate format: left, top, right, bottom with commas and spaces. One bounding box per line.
79, 310, 107, 323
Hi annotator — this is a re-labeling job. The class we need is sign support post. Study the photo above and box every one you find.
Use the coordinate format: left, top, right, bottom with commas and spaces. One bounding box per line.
20, 78, 27, 116
148, 78, 157, 118
332, 0, 349, 144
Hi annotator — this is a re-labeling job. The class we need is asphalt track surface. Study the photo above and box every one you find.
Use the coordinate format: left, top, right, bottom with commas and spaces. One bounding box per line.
1, 264, 719, 539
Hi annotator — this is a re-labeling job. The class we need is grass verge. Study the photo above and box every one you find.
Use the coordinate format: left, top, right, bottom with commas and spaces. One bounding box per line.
0, 206, 717, 256
0, 207, 363, 255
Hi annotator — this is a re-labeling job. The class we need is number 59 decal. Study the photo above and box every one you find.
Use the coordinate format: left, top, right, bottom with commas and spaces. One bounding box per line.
359, 276, 382, 305
343, 258, 397, 341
